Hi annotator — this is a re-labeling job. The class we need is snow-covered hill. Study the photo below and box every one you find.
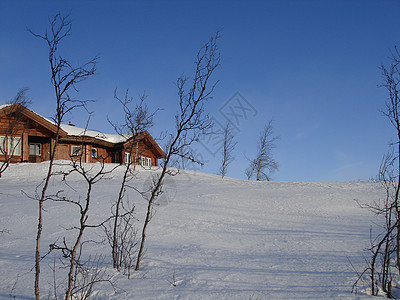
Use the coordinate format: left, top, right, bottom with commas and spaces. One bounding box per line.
0, 162, 382, 299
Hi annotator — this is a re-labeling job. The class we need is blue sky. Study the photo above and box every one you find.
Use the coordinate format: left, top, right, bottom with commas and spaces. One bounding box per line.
1, 0, 399, 181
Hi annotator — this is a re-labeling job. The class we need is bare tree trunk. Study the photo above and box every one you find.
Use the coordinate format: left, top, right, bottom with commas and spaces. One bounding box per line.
47, 156, 115, 299
256, 143, 264, 181
64, 177, 94, 299
246, 120, 278, 181
135, 166, 166, 270
112, 164, 131, 269
35, 126, 61, 299
107, 89, 156, 271
355, 152, 399, 297
29, 13, 97, 299
218, 122, 236, 179
396, 131, 400, 272
380, 46, 400, 273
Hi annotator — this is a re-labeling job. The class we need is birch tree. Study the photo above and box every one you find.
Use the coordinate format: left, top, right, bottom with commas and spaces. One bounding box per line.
380, 45, 400, 272
354, 46, 400, 298
105, 89, 157, 274
245, 120, 278, 181
135, 31, 221, 271
218, 122, 237, 178
28, 13, 98, 299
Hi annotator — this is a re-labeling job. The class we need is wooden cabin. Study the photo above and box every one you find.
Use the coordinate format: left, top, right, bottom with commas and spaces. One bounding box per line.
0, 104, 166, 166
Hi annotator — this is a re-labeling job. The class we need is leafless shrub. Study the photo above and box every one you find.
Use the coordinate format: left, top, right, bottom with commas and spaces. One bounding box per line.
103, 203, 138, 278
167, 271, 178, 287
70, 254, 116, 300
0, 229, 10, 235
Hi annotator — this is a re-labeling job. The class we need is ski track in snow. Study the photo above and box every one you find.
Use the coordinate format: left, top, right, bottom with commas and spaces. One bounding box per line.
0, 162, 381, 299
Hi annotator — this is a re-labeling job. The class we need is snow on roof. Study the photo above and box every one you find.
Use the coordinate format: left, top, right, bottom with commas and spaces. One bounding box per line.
60, 124, 130, 144
1, 104, 133, 144
0, 104, 12, 110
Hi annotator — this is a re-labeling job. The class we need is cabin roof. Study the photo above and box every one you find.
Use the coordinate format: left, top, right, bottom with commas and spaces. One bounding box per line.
0, 103, 68, 137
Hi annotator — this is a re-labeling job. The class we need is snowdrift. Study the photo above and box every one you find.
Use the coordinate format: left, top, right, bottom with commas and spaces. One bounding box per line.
0, 162, 381, 299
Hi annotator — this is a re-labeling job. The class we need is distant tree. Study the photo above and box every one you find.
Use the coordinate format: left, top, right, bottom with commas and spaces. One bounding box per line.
28, 13, 98, 299
218, 122, 237, 178
0, 87, 30, 178
135, 31, 220, 271
245, 120, 278, 181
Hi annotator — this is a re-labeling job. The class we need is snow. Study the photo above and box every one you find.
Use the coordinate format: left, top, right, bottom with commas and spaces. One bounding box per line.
0, 104, 11, 110
0, 162, 381, 299
60, 124, 128, 143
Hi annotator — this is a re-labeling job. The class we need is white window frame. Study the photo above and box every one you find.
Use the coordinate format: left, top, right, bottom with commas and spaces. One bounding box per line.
71, 145, 82, 156
92, 148, 97, 158
8, 137, 21, 156
0, 136, 5, 155
124, 152, 131, 164
29, 143, 42, 156
140, 156, 152, 167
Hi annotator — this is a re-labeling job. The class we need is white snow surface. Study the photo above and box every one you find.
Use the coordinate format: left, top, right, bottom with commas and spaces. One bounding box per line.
0, 162, 382, 299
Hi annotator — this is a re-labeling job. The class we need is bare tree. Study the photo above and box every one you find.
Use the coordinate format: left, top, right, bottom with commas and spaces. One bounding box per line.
380, 45, 400, 271
0, 87, 30, 178
218, 122, 237, 178
106, 89, 156, 273
49, 157, 117, 299
135, 31, 221, 271
354, 151, 397, 297
67, 254, 117, 300
28, 13, 98, 299
245, 120, 278, 181
353, 46, 400, 297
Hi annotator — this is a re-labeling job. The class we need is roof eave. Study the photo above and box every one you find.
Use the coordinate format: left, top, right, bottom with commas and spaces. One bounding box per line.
0, 104, 68, 137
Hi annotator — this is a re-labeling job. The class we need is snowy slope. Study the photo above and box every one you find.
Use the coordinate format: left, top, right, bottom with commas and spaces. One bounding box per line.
0, 162, 381, 299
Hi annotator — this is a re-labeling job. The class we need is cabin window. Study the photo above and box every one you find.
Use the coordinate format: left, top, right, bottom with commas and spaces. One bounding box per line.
29, 143, 42, 156
92, 148, 97, 158
0, 136, 5, 154
8, 137, 21, 156
71, 146, 82, 156
140, 156, 152, 167
124, 152, 131, 164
